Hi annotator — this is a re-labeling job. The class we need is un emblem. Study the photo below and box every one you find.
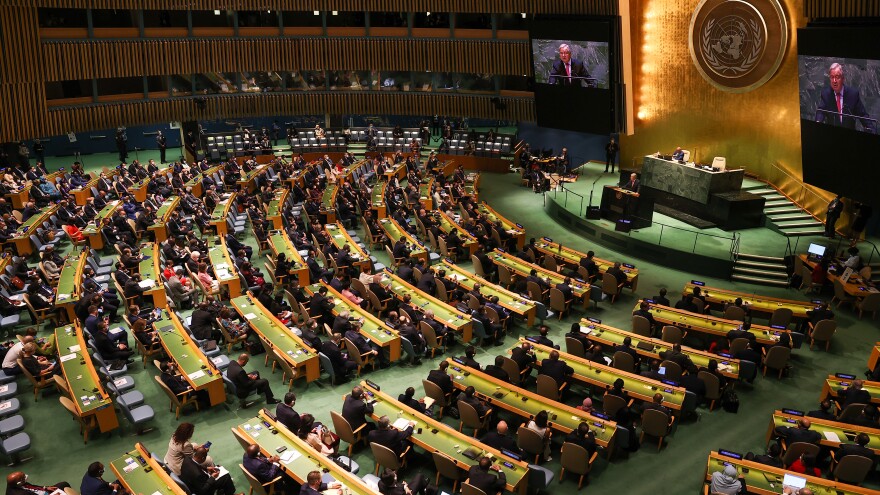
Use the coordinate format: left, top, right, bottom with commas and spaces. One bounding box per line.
689, 0, 788, 93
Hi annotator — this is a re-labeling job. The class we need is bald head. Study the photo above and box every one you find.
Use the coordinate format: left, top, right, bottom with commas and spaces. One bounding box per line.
6, 472, 25, 486
245, 444, 260, 458
237, 353, 250, 365
496, 421, 508, 435
798, 418, 812, 429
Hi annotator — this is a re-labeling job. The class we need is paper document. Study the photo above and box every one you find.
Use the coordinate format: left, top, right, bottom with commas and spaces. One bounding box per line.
392, 418, 411, 430
579, 326, 593, 335
280, 450, 301, 463
422, 397, 435, 408
109, 327, 124, 335
244, 313, 258, 320
69, 344, 81, 352
60, 353, 77, 362
823, 431, 841, 443
216, 466, 230, 478
139, 279, 156, 288
57, 293, 70, 300
188, 370, 206, 380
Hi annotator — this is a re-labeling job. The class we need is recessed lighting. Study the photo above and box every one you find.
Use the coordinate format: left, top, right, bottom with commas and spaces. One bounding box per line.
213, 10, 220, 15
521, 13, 527, 19
313, 11, 320, 16
332, 11, 338, 15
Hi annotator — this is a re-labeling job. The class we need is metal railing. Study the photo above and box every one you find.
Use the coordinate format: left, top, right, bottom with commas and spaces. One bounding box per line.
761, 162, 830, 219
547, 182, 585, 214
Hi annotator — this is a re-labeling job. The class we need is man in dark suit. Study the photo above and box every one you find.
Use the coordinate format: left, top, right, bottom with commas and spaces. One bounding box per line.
526, 269, 550, 293
815, 63, 875, 133
458, 345, 481, 370
480, 421, 521, 454
227, 353, 279, 404
554, 278, 574, 302
652, 288, 671, 307
622, 172, 640, 193
548, 43, 592, 87
242, 445, 295, 495
459, 386, 490, 417
632, 301, 657, 330
838, 380, 872, 408
606, 262, 627, 287
300, 471, 342, 495
613, 336, 640, 367
7, 472, 70, 495
530, 325, 556, 348
658, 343, 692, 370
800, 302, 835, 333
483, 356, 510, 382
642, 393, 672, 420
510, 342, 537, 377
466, 457, 506, 495
320, 333, 357, 381
397, 387, 429, 415
539, 349, 573, 386
773, 418, 822, 446
579, 251, 599, 280
836, 433, 876, 468
189, 302, 218, 341
806, 399, 836, 421
275, 392, 301, 433
427, 361, 455, 396
80, 462, 120, 495
180, 447, 236, 495
342, 386, 376, 434
367, 415, 415, 457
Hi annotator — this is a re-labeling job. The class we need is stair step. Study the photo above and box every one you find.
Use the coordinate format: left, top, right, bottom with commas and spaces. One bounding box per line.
736, 259, 788, 271
765, 199, 792, 207
767, 213, 814, 221
765, 206, 802, 214
756, 192, 785, 200
775, 220, 824, 229
733, 266, 789, 279
737, 252, 786, 263
746, 187, 777, 194
731, 274, 791, 287
783, 229, 826, 237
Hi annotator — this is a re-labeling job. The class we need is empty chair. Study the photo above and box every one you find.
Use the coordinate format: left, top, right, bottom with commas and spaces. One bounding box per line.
432, 451, 466, 493
0, 430, 31, 465
856, 292, 880, 319
422, 379, 451, 417
631, 315, 651, 337
833, 455, 873, 485
457, 400, 489, 438
722, 305, 746, 321
781, 442, 819, 467
59, 396, 98, 443
331, 410, 365, 457
559, 442, 597, 490
831, 279, 856, 308
762, 346, 791, 378
640, 409, 674, 451
117, 398, 156, 435
769, 307, 793, 328
807, 319, 837, 350
661, 325, 682, 344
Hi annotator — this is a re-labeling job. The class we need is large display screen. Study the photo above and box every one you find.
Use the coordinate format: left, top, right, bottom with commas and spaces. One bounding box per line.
530, 17, 618, 134
798, 27, 880, 204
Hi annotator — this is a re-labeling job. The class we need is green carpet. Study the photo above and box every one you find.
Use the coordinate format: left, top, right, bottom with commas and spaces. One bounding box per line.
9, 151, 879, 495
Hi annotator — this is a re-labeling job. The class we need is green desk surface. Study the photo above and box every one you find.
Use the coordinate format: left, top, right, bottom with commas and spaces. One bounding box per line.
825, 377, 880, 404
364, 384, 528, 490
55, 252, 86, 306
152, 197, 179, 225
419, 178, 433, 200
266, 189, 287, 218
379, 271, 470, 330
239, 164, 268, 183
15, 205, 56, 238
154, 314, 220, 388
448, 360, 617, 442
205, 237, 239, 283
517, 340, 686, 408
372, 182, 386, 207
211, 196, 233, 220
321, 184, 338, 210
138, 242, 159, 284
475, 203, 522, 233
435, 212, 477, 245
435, 260, 536, 316
82, 200, 120, 236
231, 295, 315, 365
325, 224, 369, 260
643, 302, 783, 345
682, 282, 813, 317
378, 218, 426, 256
185, 165, 221, 188
111, 450, 181, 495
268, 232, 305, 268
236, 416, 374, 494
576, 320, 742, 380
489, 251, 589, 298
534, 239, 639, 282
303, 284, 398, 347
770, 411, 880, 453
56, 325, 112, 414
705, 452, 874, 495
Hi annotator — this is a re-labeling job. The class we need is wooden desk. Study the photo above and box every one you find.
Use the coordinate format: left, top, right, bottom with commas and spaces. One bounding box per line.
576, 318, 747, 381
237, 163, 269, 193
515, 338, 692, 413
641, 302, 795, 347
682, 282, 815, 320
130, 167, 172, 202
56, 324, 119, 433
235, 411, 379, 495
72, 170, 119, 205
434, 259, 536, 327
137, 242, 166, 308
704, 451, 876, 495
534, 237, 639, 291
186, 165, 222, 197
473, 202, 525, 249
303, 283, 401, 362
869, 343, 880, 372
325, 223, 371, 273
267, 231, 309, 286
766, 410, 880, 454
55, 251, 87, 321
822, 375, 880, 406
801, 254, 877, 298
266, 188, 288, 230
111, 443, 186, 495
379, 270, 473, 342
320, 184, 338, 224
378, 218, 428, 264
6, 187, 29, 210
488, 250, 591, 308
209, 192, 236, 237
154, 310, 225, 406
81, 200, 120, 250
206, 235, 242, 298
463, 172, 480, 200
371, 181, 388, 219
445, 358, 619, 456
148, 197, 180, 244
10, 204, 57, 256
435, 211, 479, 256
231, 293, 319, 383
384, 162, 406, 181
418, 176, 434, 210
362, 381, 529, 494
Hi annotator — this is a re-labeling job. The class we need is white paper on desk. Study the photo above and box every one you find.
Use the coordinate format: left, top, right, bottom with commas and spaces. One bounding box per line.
216, 269, 229, 278
603, 356, 612, 366
139, 279, 156, 288
69, 344, 81, 352
188, 370, 206, 380
109, 327, 124, 335
216, 263, 229, 270
245, 313, 258, 320
8, 294, 22, 301
392, 418, 411, 430
422, 397, 435, 408
122, 462, 139, 473
57, 293, 70, 300
579, 326, 592, 335
49, 490, 65, 495
824, 431, 841, 443
280, 450, 300, 464
60, 353, 77, 362
151, 491, 162, 495
216, 466, 230, 478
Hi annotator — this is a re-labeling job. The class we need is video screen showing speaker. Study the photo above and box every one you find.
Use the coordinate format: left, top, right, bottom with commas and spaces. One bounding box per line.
530, 16, 619, 134
798, 26, 880, 204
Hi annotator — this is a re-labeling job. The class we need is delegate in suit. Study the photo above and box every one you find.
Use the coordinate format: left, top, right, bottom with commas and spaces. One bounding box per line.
548, 43, 593, 87
815, 63, 875, 133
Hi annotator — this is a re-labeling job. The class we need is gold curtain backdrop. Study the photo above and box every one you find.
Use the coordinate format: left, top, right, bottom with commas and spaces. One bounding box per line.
620, 0, 841, 218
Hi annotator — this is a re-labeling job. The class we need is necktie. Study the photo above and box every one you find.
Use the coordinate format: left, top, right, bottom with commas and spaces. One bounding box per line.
836, 92, 842, 123
566, 63, 571, 82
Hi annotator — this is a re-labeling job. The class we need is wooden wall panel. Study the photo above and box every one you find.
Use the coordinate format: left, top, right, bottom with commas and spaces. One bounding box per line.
805, 0, 880, 18
0, 6, 44, 140
43, 93, 534, 137
41, 38, 530, 81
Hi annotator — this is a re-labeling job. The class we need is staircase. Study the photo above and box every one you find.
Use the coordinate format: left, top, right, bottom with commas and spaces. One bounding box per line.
731, 253, 790, 287
743, 184, 825, 237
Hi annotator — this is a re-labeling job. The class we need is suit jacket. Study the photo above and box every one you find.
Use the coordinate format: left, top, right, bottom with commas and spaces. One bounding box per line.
548, 58, 591, 86
189, 309, 215, 340
179, 456, 218, 495
467, 465, 506, 495
511, 347, 537, 372
480, 431, 520, 454
484, 365, 510, 382
367, 424, 413, 456
776, 425, 821, 445
839, 387, 872, 408
623, 179, 640, 193
276, 403, 301, 433
554, 283, 573, 301
816, 85, 875, 132
80, 475, 114, 495
342, 394, 373, 431
226, 360, 255, 398
320, 341, 349, 376
837, 443, 875, 465
427, 369, 454, 395
242, 455, 280, 484
539, 359, 573, 385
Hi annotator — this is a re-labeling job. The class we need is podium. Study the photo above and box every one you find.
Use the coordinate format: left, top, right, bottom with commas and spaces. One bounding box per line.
600, 185, 653, 229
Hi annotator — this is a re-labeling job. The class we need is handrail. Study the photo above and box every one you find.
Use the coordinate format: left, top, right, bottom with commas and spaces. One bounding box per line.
761, 162, 830, 217
548, 182, 584, 214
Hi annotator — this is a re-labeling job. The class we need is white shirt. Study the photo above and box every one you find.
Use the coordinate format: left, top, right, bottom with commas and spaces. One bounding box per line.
2, 342, 23, 369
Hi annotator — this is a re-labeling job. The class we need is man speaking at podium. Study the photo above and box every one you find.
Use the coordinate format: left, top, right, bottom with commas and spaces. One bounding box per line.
623, 173, 640, 194
815, 63, 875, 133
549, 43, 591, 87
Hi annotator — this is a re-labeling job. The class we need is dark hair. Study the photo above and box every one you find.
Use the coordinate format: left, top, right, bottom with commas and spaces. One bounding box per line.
172, 422, 195, 444
87, 462, 104, 477
534, 410, 549, 428
298, 413, 315, 439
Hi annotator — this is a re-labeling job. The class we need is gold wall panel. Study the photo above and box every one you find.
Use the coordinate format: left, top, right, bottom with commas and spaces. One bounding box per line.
620, 0, 838, 216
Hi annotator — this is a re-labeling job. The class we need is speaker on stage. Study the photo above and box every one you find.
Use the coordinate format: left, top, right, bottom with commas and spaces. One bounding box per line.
586, 206, 601, 219
615, 218, 633, 232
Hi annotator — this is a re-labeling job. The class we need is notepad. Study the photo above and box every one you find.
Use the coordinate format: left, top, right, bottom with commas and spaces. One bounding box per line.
188, 370, 206, 380
823, 431, 841, 443
245, 313, 258, 320
280, 450, 300, 463
122, 462, 140, 473
579, 326, 592, 335
139, 279, 156, 288
69, 344, 81, 352
392, 418, 411, 430
57, 293, 70, 300
60, 353, 77, 362
109, 327, 124, 335
422, 397, 435, 408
